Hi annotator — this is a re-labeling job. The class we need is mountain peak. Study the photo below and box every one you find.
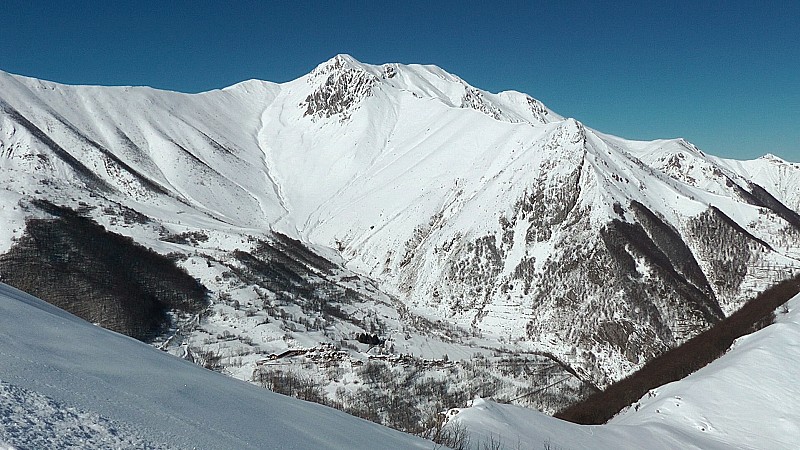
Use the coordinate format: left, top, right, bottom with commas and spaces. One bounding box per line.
302, 55, 379, 120
311, 54, 373, 78
760, 153, 788, 164
329, 53, 361, 66
298, 55, 563, 125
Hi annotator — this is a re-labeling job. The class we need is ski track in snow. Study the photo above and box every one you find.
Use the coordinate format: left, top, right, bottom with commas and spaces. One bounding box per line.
257, 105, 292, 230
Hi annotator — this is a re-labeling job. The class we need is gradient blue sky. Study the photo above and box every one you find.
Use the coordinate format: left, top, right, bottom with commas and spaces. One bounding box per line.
2, 1, 798, 161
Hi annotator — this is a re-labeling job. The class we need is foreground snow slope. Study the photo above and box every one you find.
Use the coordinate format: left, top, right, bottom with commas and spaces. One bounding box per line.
452, 292, 800, 449
0, 283, 431, 449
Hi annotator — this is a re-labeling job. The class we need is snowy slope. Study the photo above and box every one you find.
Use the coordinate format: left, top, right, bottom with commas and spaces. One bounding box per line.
451, 292, 800, 449
1, 53, 799, 414
0, 283, 432, 449
718, 153, 800, 212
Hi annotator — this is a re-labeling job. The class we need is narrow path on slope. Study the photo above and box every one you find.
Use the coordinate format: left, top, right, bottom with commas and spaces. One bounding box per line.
256, 98, 292, 231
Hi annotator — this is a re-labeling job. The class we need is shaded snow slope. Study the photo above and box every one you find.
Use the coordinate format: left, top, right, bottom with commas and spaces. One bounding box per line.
452, 292, 800, 449
717, 153, 800, 212
0, 283, 431, 449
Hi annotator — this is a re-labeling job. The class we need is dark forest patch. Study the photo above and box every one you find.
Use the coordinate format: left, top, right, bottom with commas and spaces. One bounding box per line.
0, 201, 207, 341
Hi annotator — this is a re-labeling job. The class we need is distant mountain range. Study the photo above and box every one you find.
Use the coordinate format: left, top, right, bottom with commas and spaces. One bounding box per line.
1, 54, 798, 425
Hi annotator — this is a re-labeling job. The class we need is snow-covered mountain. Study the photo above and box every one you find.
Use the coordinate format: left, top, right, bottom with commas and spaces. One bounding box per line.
1, 54, 799, 420
0, 282, 432, 449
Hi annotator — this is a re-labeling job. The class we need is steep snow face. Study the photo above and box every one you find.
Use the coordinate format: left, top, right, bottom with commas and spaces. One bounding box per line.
0, 69, 285, 230
615, 136, 800, 215
0, 283, 432, 449
718, 153, 800, 212
0, 54, 799, 393
451, 293, 800, 449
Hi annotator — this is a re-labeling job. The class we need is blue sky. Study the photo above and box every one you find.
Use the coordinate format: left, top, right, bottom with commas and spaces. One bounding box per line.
2, 1, 798, 161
